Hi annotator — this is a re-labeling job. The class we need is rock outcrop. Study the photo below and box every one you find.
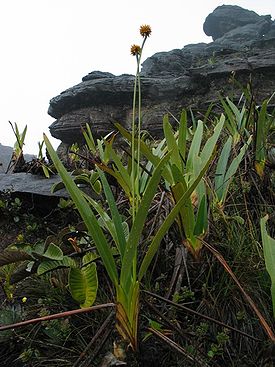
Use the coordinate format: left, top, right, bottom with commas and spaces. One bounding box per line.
48, 5, 275, 147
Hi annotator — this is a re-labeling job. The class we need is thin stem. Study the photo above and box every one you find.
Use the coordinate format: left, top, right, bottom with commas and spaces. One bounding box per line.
143, 290, 261, 342
0, 303, 115, 332
131, 56, 139, 221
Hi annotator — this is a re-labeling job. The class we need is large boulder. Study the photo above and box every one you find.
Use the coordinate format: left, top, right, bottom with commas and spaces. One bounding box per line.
203, 5, 270, 41
48, 5, 275, 149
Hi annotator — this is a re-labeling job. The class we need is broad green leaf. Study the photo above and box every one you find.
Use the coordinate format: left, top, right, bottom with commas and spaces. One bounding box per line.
69, 262, 98, 308
44, 134, 118, 287
82, 252, 100, 265
31, 242, 46, 258
43, 243, 63, 260
260, 215, 275, 318
37, 256, 76, 276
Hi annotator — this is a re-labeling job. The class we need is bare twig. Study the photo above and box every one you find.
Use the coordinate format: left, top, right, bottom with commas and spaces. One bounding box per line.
143, 290, 261, 342
73, 311, 115, 367
0, 303, 115, 332
148, 327, 209, 367
144, 299, 192, 340
202, 239, 275, 343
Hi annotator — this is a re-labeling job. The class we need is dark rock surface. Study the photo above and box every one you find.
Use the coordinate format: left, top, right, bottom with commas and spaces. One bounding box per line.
0, 173, 67, 197
203, 5, 269, 41
48, 5, 275, 147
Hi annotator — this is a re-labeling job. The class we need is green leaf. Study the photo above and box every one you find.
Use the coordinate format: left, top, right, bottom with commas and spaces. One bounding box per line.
186, 120, 203, 173
83, 192, 125, 252
120, 153, 170, 289
193, 194, 208, 236
200, 115, 224, 165
221, 135, 251, 203
51, 181, 65, 193
97, 168, 127, 258
37, 256, 76, 276
115, 123, 160, 167
178, 110, 187, 163
163, 114, 181, 171
215, 136, 232, 201
105, 143, 131, 190
69, 262, 98, 308
82, 252, 100, 265
255, 99, 268, 177
43, 243, 63, 260
115, 123, 174, 184
139, 150, 214, 281
260, 215, 275, 318
171, 180, 195, 239
82, 123, 96, 153
44, 134, 118, 287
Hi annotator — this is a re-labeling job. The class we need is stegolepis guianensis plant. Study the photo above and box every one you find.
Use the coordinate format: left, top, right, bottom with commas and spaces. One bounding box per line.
116, 111, 224, 256
6, 121, 27, 173
43, 25, 213, 352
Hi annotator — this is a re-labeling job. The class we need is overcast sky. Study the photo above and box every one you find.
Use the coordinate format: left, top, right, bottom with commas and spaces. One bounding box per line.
0, 0, 274, 154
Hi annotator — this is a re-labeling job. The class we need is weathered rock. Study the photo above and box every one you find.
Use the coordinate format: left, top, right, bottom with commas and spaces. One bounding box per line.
82, 70, 115, 82
48, 5, 275, 148
203, 5, 269, 41
0, 173, 67, 197
213, 19, 272, 49
49, 75, 196, 144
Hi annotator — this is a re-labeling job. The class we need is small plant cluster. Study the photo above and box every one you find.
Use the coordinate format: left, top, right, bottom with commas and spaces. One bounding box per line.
0, 24, 275, 366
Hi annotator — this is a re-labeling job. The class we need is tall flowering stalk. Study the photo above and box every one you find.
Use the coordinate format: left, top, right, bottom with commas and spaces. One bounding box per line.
130, 25, 151, 219
44, 22, 210, 353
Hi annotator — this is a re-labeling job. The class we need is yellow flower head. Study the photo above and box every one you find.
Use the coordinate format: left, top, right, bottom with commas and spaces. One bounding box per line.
140, 24, 152, 38
130, 44, 141, 56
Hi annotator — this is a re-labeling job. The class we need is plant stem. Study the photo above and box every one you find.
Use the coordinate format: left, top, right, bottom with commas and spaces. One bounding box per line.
0, 303, 115, 332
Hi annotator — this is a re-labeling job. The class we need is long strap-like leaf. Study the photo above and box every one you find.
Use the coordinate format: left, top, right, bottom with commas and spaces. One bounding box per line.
97, 168, 127, 258
138, 151, 214, 281
120, 154, 170, 290
44, 134, 118, 287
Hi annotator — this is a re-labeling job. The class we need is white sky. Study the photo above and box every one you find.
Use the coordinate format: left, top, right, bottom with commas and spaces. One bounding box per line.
0, 0, 274, 154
